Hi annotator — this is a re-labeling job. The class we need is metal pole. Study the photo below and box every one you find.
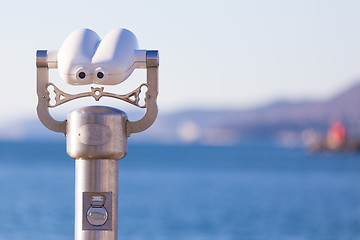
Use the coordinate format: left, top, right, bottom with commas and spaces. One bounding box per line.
75, 159, 118, 240
67, 106, 127, 240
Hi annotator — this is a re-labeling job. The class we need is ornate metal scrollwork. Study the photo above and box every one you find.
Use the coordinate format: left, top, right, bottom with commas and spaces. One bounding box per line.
46, 83, 148, 108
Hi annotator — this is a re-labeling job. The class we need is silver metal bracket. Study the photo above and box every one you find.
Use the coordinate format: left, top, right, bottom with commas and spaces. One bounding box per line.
36, 50, 159, 136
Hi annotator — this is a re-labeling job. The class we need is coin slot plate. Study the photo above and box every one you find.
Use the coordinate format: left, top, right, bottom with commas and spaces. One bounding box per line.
83, 192, 112, 230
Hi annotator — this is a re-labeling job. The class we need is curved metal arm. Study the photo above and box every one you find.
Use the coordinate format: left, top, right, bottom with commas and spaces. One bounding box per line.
127, 51, 159, 136
36, 50, 67, 134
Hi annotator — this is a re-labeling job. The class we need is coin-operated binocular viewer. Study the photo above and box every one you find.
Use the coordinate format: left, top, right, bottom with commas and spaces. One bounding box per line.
36, 28, 159, 240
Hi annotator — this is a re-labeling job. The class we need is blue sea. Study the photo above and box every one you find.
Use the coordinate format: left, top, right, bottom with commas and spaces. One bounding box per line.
0, 141, 360, 240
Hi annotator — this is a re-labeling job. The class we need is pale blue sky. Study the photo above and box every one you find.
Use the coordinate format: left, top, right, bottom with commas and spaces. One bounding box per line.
1, 0, 360, 123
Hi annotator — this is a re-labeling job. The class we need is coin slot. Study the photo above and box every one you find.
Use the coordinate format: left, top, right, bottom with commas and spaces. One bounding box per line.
92, 196, 104, 202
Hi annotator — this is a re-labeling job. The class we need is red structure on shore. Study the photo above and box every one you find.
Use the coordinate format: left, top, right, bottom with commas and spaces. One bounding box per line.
327, 121, 346, 149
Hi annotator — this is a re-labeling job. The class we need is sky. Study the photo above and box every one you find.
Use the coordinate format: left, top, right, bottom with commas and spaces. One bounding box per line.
1, 0, 360, 124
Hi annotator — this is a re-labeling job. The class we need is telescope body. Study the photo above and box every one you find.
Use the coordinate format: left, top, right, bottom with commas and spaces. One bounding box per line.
36, 28, 159, 240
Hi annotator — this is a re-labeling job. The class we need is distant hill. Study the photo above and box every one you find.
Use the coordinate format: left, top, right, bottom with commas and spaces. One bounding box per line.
2, 82, 360, 146
141, 81, 360, 146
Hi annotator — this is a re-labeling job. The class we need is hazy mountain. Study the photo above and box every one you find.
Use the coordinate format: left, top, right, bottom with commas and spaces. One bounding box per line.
2, 82, 360, 146
141, 82, 360, 146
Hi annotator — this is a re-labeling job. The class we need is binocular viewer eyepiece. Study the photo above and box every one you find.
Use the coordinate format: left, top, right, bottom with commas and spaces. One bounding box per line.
56, 28, 147, 85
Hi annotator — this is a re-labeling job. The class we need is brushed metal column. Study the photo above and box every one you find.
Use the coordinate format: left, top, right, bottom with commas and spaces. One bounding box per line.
67, 106, 127, 240
75, 159, 118, 240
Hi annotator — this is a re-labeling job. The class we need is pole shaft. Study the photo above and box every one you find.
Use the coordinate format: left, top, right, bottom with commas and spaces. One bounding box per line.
75, 159, 118, 240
